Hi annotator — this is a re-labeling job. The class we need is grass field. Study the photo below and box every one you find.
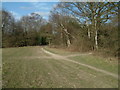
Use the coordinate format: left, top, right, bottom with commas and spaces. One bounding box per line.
2, 46, 118, 88
44, 47, 118, 74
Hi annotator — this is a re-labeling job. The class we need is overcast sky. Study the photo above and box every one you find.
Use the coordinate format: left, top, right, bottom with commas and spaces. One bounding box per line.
2, 2, 58, 20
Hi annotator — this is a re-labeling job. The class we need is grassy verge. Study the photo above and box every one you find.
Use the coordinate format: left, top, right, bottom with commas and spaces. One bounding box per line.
69, 55, 118, 74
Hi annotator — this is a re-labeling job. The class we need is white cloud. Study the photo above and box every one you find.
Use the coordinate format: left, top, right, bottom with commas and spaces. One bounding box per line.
32, 12, 50, 16
53, 3, 57, 8
10, 11, 21, 20
32, 2, 50, 10
30, 3, 58, 20
20, 6, 34, 10
28, 11, 50, 20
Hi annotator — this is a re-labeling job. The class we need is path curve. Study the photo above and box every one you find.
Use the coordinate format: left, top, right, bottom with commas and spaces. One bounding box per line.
41, 48, 118, 79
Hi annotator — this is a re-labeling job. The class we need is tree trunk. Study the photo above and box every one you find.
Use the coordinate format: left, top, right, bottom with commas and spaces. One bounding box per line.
60, 24, 71, 47
66, 34, 71, 47
48, 39, 51, 46
86, 21, 91, 39
60, 28, 64, 46
95, 30, 98, 50
64, 29, 71, 47
94, 19, 98, 50
88, 28, 91, 39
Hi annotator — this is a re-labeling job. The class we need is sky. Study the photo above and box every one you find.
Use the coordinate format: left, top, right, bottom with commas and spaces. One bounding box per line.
2, 2, 58, 20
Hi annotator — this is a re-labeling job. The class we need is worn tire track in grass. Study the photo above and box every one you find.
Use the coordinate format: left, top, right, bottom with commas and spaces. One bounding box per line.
50, 59, 117, 88
46, 59, 82, 88
42, 48, 118, 79
43, 59, 72, 88
48, 59, 90, 88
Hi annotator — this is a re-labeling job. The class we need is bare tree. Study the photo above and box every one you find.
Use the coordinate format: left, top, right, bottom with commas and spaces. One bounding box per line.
2, 10, 15, 34
58, 2, 118, 50
49, 7, 77, 47
21, 13, 46, 32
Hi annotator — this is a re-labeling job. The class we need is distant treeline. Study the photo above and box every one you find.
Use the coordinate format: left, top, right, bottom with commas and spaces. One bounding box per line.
2, 10, 52, 47
1, 2, 119, 57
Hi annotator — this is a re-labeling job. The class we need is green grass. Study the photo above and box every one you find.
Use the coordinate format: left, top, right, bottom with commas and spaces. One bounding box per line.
44, 47, 78, 56
2, 46, 118, 88
45, 47, 118, 74
70, 55, 118, 74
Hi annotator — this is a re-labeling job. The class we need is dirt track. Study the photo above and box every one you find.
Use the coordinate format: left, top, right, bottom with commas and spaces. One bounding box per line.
42, 48, 118, 79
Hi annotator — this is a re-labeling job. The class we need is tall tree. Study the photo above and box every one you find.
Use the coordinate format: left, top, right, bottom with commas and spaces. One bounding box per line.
2, 10, 15, 47
20, 13, 46, 46
49, 7, 78, 47
58, 2, 118, 50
